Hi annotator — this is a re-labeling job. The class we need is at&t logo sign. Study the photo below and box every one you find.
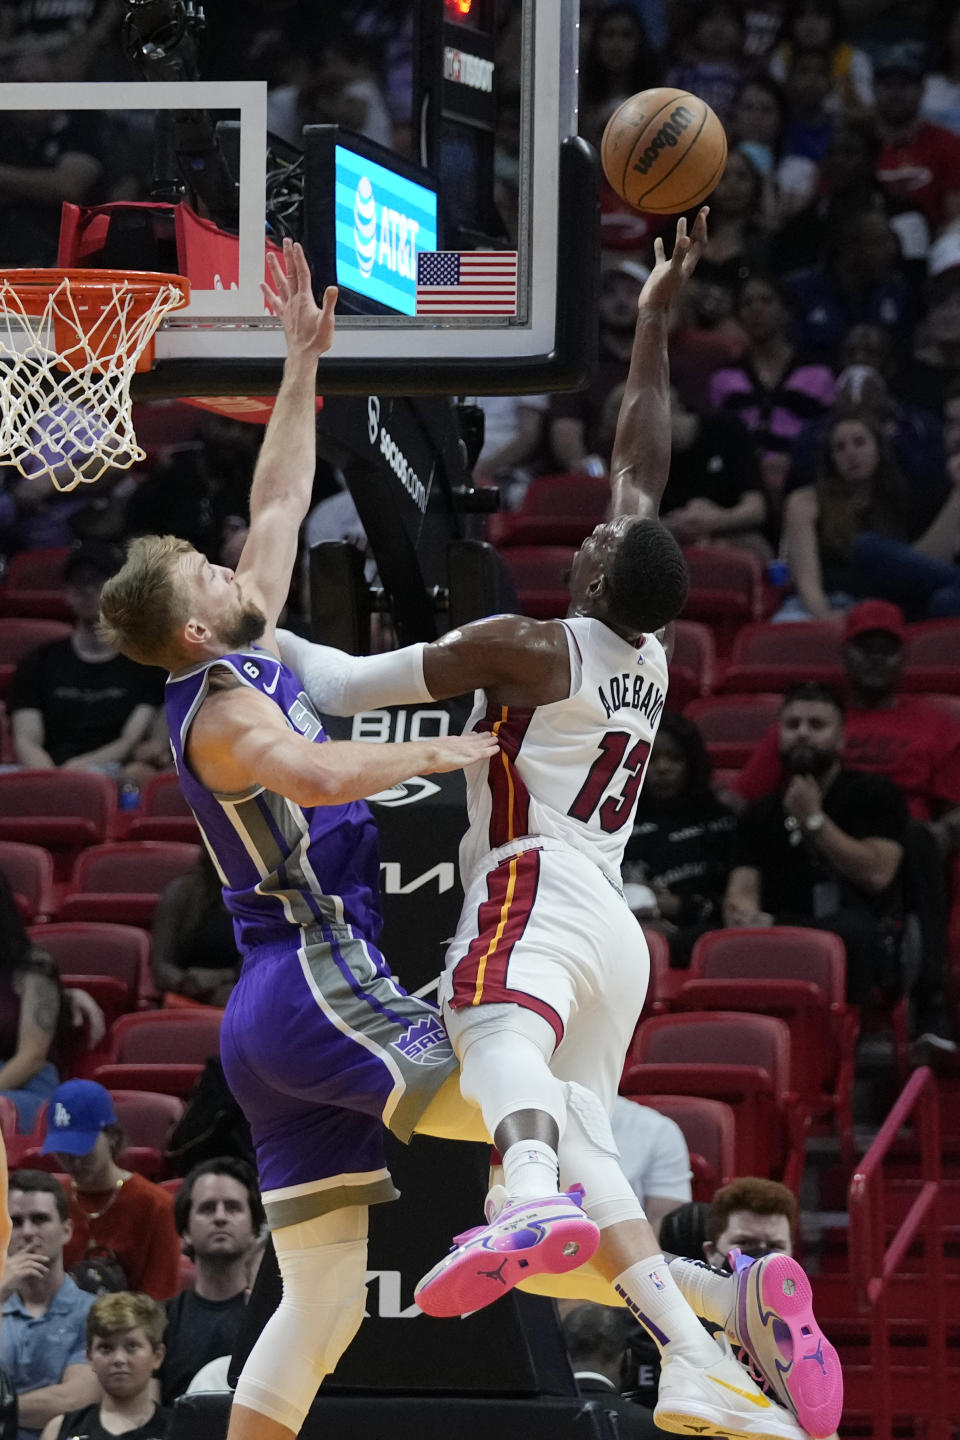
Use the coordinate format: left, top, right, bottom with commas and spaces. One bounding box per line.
353, 175, 377, 279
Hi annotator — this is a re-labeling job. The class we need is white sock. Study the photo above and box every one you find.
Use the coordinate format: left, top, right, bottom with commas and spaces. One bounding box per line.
668, 1256, 736, 1330
501, 1139, 559, 1201
614, 1255, 721, 1366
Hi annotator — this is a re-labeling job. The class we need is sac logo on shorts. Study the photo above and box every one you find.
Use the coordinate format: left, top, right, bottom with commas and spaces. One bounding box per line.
392, 1015, 454, 1066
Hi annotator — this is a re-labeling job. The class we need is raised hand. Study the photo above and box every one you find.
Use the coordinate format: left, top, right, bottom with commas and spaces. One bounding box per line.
638, 206, 708, 314
261, 238, 338, 359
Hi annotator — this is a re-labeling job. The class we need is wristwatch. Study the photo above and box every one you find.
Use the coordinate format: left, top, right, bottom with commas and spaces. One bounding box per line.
803, 812, 825, 833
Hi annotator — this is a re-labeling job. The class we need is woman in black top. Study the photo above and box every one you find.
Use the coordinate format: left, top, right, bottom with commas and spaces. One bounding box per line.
622, 714, 736, 966
151, 850, 241, 1007
0, 869, 65, 1129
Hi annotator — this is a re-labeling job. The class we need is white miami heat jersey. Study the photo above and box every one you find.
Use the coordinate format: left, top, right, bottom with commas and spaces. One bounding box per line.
458, 616, 669, 887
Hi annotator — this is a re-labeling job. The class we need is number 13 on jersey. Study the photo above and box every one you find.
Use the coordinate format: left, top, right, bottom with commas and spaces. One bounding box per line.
567, 730, 651, 834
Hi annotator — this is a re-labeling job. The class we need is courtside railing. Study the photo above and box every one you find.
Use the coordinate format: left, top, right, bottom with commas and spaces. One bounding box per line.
848, 1066, 949, 1439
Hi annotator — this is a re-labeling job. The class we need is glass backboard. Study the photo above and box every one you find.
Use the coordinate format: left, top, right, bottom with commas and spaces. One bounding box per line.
0, 0, 597, 397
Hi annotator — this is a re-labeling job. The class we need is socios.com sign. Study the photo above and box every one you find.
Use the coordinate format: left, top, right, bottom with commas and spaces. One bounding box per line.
335, 145, 438, 316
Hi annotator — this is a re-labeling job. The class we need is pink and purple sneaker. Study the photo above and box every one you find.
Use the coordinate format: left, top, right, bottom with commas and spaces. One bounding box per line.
415, 1188, 600, 1319
728, 1247, 844, 1439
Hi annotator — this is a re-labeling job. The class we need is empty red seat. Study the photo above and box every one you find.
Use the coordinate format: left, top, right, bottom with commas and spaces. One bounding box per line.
0, 840, 55, 922
901, 620, 960, 694
94, 1008, 223, 1097
676, 926, 856, 1169
683, 694, 782, 768
110, 1090, 184, 1179
29, 922, 153, 1021
621, 1010, 804, 1187
0, 771, 115, 877
127, 773, 198, 843
489, 472, 611, 548
0, 547, 71, 620
498, 546, 575, 619
0, 618, 72, 697
668, 620, 716, 712
59, 840, 200, 925
721, 619, 844, 694
681, 546, 765, 652
635, 1094, 737, 1199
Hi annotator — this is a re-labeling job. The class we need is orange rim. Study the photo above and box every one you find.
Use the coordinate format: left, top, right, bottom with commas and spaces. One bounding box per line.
0, 268, 191, 318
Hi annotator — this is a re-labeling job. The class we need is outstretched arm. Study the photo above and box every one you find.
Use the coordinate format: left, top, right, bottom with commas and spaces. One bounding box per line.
278, 613, 571, 716
188, 686, 499, 806
235, 240, 338, 641
609, 208, 707, 521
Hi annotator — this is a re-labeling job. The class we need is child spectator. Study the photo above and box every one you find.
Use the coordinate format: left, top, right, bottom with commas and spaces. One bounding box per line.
40, 1292, 170, 1440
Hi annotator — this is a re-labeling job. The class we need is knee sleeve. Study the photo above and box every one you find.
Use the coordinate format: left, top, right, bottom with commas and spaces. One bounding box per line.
455, 1004, 567, 1137
232, 1207, 368, 1434
558, 1081, 646, 1231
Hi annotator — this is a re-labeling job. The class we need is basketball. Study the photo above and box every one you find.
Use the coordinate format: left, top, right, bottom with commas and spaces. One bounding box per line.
601, 87, 728, 215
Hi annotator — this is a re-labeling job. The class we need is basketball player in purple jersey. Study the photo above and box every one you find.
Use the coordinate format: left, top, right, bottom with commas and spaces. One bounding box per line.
280, 211, 841, 1440
99, 240, 500, 1440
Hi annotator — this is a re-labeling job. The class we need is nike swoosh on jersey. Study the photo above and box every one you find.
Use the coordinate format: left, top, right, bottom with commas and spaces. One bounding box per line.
708, 1376, 772, 1409
263, 667, 281, 695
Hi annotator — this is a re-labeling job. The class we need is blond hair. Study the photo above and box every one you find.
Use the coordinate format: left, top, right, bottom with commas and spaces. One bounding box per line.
86, 1291, 166, 1349
98, 534, 194, 668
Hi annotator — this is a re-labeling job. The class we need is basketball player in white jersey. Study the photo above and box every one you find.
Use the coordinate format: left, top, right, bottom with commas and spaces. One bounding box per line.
280, 209, 842, 1440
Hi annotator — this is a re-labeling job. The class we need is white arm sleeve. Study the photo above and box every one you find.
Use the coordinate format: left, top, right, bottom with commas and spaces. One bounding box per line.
276, 628, 432, 716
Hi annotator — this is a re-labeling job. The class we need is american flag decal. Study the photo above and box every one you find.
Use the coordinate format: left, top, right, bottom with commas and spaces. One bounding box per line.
416, 251, 518, 315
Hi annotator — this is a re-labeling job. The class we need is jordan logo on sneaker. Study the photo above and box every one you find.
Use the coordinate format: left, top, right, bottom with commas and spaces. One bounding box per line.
479, 1258, 510, 1286
804, 1338, 827, 1374
709, 1377, 772, 1409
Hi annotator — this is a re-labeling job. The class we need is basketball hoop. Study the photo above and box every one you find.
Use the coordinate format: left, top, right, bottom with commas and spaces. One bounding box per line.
0, 269, 190, 491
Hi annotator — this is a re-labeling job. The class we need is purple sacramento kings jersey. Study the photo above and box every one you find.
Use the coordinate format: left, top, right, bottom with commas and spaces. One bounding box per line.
165, 647, 383, 952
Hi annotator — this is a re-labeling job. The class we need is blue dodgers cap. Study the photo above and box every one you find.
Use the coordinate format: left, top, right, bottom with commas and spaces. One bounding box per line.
41, 1079, 116, 1156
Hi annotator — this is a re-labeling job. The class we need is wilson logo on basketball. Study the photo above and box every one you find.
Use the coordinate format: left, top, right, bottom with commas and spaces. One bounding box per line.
631, 104, 696, 176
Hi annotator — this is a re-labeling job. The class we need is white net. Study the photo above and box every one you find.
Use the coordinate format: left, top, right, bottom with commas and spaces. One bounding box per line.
0, 273, 188, 491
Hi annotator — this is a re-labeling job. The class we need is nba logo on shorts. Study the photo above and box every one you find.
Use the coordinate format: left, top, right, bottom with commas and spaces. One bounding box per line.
392, 1015, 453, 1066
648, 1269, 666, 1290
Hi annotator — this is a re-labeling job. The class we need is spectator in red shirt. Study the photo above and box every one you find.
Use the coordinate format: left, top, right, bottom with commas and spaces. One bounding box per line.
874, 47, 960, 235
734, 600, 960, 836
733, 599, 959, 1049
40, 1080, 182, 1301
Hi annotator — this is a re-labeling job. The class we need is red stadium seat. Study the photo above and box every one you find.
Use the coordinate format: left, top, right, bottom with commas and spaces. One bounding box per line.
94, 1008, 223, 1097
642, 924, 687, 1011
683, 694, 782, 768
676, 927, 856, 1169
110, 1090, 184, 1179
489, 472, 610, 549
667, 620, 717, 712
0, 771, 115, 877
680, 546, 765, 653
29, 922, 153, 1017
901, 619, 960, 694
0, 618, 72, 697
59, 840, 200, 925
0, 547, 71, 620
127, 773, 198, 843
634, 1094, 737, 1200
498, 545, 575, 619
721, 619, 844, 694
0, 841, 55, 922
621, 1011, 804, 1188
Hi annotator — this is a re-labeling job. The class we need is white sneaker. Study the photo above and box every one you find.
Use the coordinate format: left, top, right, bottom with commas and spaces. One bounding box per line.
655, 1336, 811, 1439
